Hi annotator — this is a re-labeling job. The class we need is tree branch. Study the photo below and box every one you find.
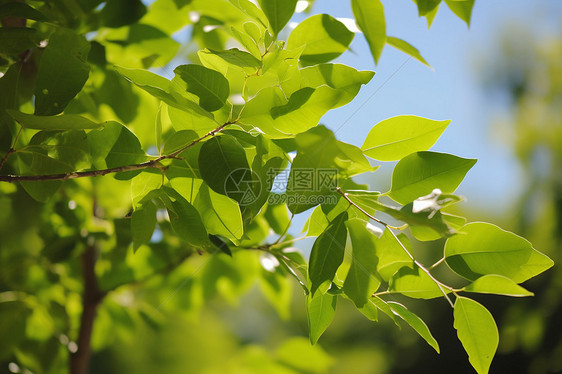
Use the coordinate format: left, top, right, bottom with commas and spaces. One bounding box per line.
0, 122, 230, 183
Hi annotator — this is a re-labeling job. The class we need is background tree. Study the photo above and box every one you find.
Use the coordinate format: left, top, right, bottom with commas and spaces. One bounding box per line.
0, 1, 554, 373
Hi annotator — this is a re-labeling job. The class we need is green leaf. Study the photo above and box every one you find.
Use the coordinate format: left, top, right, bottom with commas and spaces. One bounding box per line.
247, 138, 285, 215
87, 121, 147, 179
115, 66, 174, 101
115, 65, 190, 108
307, 290, 337, 345
96, 69, 140, 123
34, 27, 90, 115
16, 156, 62, 202
463, 275, 534, 297
287, 14, 354, 66
174, 64, 230, 112
102, 24, 179, 68
414, 0, 442, 16
199, 48, 262, 69
374, 230, 414, 281
424, 3, 440, 27
264, 201, 290, 235
351, 0, 386, 64
278, 248, 309, 292
115, 66, 218, 132
361, 115, 449, 161
367, 296, 401, 326
231, 26, 262, 59
165, 188, 209, 248
7, 110, 102, 130
258, 0, 298, 36
166, 105, 219, 135
303, 205, 330, 237
168, 177, 202, 204
99, 0, 147, 28
444, 0, 475, 26
198, 135, 257, 204
356, 297, 378, 321
166, 142, 202, 182
300, 63, 375, 108
131, 200, 157, 250
0, 2, 48, 22
271, 87, 315, 119
409, 212, 466, 241
389, 265, 448, 299
16, 130, 91, 201
209, 234, 233, 256
444, 222, 554, 283
244, 20, 265, 44
0, 28, 38, 55
454, 296, 499, 374
388, 301, 440, 353
230, 0, 269, 27
239, 86, 328, 138
140, 0, 192, 34
26, 130, 91, 171
287, 126, 373, 214
131, 171, 163, 207
240, 64, 372, 138
0, 63, 21, 131
162, 129, 199, 155
389, 151, 477, 205
386, 37, 431, 67
194, 184, 244, 242
343, 219, 381, 307
309, 211, 348, 296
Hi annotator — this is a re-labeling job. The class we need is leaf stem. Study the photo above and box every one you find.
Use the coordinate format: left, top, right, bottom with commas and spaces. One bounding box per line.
337, 187, 455, 308
272, 213, 295, 245
0, 122, 231, 183
428, 257, 446, 270
387, 228, 455, 308
372, 290, 392, 297
269, 235, 307, 248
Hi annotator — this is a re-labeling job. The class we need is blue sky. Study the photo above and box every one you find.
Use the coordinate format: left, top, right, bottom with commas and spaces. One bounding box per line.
291, 0, 561, 213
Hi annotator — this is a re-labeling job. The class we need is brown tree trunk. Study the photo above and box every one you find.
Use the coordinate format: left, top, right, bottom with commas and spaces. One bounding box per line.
69, 245, 105, 374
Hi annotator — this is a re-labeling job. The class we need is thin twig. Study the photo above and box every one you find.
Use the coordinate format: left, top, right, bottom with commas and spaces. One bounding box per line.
0, 126, 23, 172
337, 187, 455, 308
0, 122, 230, 183
336, 187, 404, 230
